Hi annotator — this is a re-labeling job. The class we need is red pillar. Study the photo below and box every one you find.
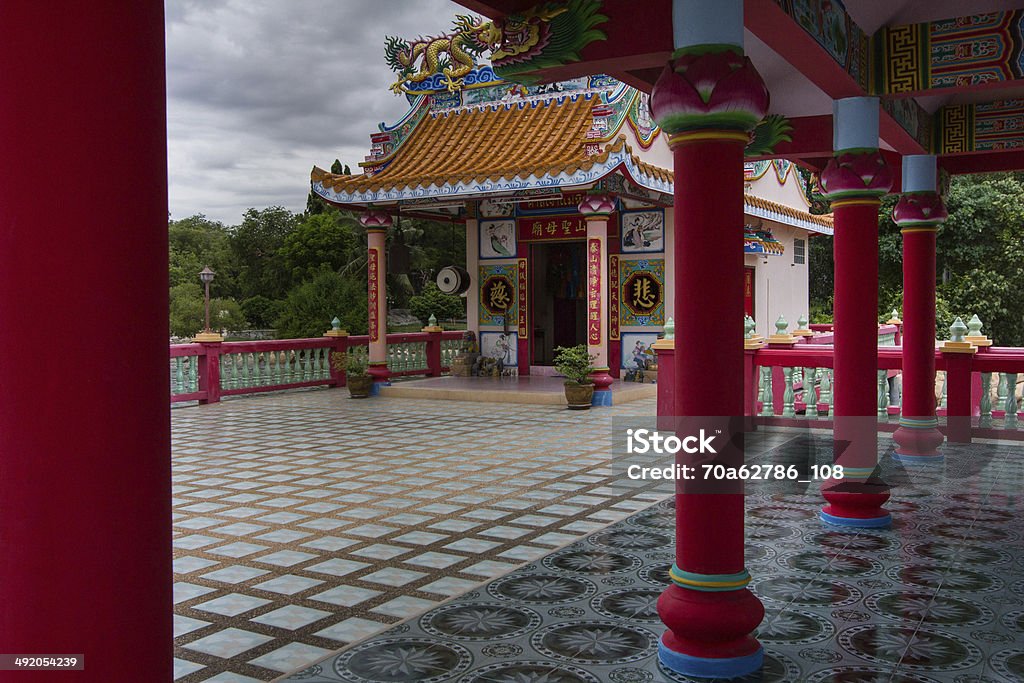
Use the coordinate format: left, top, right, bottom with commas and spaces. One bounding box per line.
819, 150, 893, 527
0, 3, 171, 681
650, 44, 768, 677
892, 193, 947, 461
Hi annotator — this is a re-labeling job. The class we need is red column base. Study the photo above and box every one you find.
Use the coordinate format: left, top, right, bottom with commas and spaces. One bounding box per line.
657, 584, 764, 675
820, 477, 892, 527
590, 368, 613, 407
590, 368, 613, 390
893, 421, 944, 461
368, 362, 391, 384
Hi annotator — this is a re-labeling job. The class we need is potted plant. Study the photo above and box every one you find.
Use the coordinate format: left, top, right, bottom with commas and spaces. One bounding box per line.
332, 352, 373, 398
554, 344, 596, 410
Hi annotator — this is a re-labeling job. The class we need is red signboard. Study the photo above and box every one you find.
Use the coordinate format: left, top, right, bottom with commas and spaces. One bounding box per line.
368, 248, 380, 342
744, 267, 755, 317
518, 215, 588, 242
609, 254, 620, 340
517, 258, 529, 338
587, 238, 602, 346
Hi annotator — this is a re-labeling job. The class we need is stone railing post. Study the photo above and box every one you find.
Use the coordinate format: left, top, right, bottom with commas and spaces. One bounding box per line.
196, 340, 222, 404
941, 317, 977, 443
324, 316, 350, 387
422, 314, 444, 377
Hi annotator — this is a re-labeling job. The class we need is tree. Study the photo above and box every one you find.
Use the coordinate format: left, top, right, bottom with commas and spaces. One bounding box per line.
230, 207, 299, 300
274, 268, 368, 339
240, 295, 284, 329
168, 215, 238, 295
409, 281, 465, 324
278, 211, 362, 282
169, 282, 247, 337
808, 172, 1024, 344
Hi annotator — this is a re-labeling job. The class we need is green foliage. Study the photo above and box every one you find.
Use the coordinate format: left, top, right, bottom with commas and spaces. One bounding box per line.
240, 296, 283, 329
169, 283, 206, 337
168, 215, 237, 295
808, 173, 1024, 345
330, 351, 367, 378
169, 282, 248, 337
409, 281, 465, 325
230, 206, 300, 300
553, 344, 595, 385
279, 212, 362, 282
169, 191, 470, 341
274, 269, 368, 339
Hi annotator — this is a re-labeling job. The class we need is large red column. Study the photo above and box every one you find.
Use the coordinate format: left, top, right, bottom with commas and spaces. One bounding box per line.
819, 148, 893, 527
0, 3, 171, 681
892, 192, 947, 461
650, 41, 768, 678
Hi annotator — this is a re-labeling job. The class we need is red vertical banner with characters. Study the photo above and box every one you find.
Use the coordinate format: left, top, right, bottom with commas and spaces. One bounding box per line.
368, 248, 380, 342
587, 238, 602, 345
517, 258, 530, 373
517, 259, 529, 337
743, 266, 755, 317
609, 254, 620, 340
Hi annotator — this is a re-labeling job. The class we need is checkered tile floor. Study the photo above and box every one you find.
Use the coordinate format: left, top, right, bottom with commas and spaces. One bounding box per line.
172, 389, 666, 682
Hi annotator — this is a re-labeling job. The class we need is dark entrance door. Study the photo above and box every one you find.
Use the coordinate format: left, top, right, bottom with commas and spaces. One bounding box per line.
531, 241, 586, 365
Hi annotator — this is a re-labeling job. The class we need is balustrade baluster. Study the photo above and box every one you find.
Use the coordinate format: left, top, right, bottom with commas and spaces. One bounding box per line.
782, 367, 795, 417
877, 370, 889, 418
804, 367, 817, 419
1005, 373, 1018, 429
759, 366, 774, 417
980, 372, 993, 427
939, 372, 948, 410
173, 358, 185, 394
997, 373, 1009, 412
827, 370, 835, 418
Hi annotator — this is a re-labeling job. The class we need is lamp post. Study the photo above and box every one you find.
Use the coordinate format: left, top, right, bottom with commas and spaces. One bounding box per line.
196, 266, 222, 342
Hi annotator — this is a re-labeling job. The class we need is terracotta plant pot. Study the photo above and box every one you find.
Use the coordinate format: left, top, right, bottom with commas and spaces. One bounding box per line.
347, 375, 373, 398
564, 382, 595, 410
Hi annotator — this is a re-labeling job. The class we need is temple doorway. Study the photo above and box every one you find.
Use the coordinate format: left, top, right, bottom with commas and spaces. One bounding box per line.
530, 241, 586, 366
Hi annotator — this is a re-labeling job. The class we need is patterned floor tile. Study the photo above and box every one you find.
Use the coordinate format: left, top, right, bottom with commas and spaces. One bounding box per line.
246, 643, 334, 673
309, 585, 381, 607
194, 593, 272, 617
183, 628, 274, 659
312, 617, 388, 644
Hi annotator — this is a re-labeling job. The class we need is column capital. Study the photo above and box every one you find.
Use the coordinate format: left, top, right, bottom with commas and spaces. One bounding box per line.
651, 48, 768, 148
820, 150, 893, 207
892, 192, 948, 232
360, 210, 393, 230
577, 193, 615, 218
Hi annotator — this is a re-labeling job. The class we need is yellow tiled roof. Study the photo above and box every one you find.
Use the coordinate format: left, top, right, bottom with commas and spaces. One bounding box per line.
311, 95, 672, 196
744, 194, 834, 230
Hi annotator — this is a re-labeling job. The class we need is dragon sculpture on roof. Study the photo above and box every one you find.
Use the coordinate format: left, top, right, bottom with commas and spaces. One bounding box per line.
385, 0, 608, 93
385, 15, 489, 94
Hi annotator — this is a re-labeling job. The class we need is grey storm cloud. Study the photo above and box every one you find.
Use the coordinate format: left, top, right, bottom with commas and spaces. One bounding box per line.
166, 0, 464, 224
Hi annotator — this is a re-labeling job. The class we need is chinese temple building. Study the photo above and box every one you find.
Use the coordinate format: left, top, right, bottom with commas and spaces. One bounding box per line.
311, 48, 832, 401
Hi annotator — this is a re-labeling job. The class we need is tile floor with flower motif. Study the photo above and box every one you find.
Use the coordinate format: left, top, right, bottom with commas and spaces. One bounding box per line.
172, 389, 669, 682
173, 389, 1024, 682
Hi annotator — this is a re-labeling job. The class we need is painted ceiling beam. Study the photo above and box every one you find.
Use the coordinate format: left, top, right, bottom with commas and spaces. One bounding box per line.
876, 11, 1024, 98
743, 0, 928, 155
940, 149, 1024, 175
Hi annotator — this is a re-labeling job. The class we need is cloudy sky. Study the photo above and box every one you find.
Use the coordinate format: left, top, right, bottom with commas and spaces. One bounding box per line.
166, 0, 464, 225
